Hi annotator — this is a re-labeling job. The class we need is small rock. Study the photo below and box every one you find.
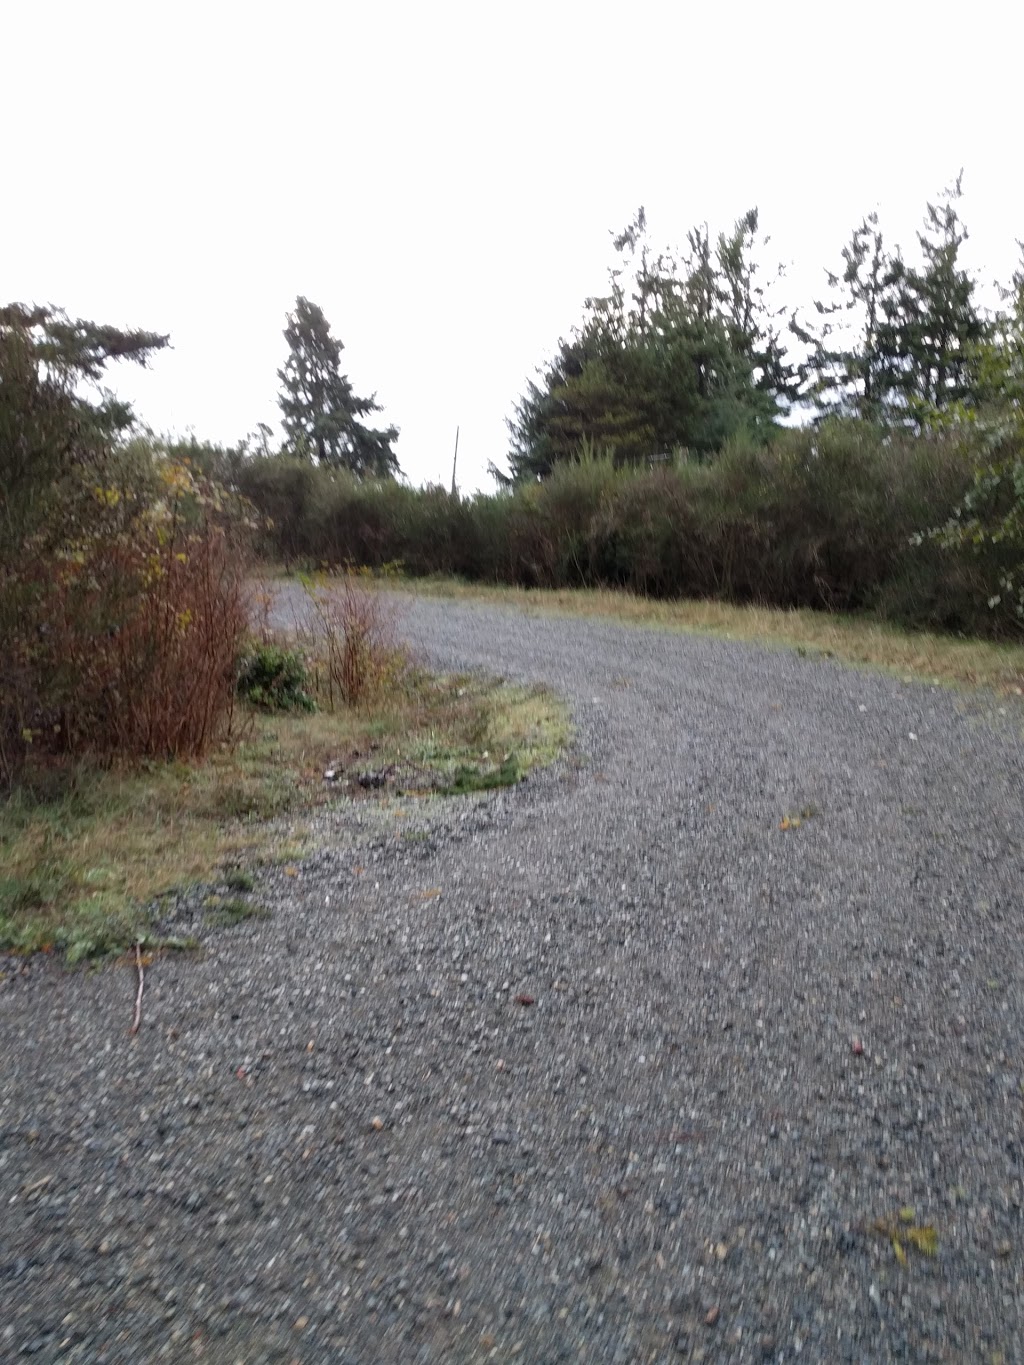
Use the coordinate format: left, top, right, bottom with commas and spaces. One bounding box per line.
370, 1116, 385, 1131
705, 1305, 720, 1327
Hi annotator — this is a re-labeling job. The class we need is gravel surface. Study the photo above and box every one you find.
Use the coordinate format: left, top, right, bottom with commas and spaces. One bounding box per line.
3, 588, 1024, 1363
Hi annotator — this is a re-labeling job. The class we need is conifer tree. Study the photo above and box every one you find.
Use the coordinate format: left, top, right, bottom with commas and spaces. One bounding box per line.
877, 175, 984, 422
278, 297, 399, 476
792, 212, 896, 422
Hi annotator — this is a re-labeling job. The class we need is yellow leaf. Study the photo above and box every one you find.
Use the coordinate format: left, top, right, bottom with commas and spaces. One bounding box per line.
891, 1236, 907, 1266
899, 1206, 916, 1224
904, 1225, 938, 1257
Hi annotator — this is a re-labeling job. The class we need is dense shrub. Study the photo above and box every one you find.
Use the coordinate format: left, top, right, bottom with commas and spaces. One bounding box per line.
237, 425, 1019, 637
237, 644, 315, 712
2, 455, 252, 781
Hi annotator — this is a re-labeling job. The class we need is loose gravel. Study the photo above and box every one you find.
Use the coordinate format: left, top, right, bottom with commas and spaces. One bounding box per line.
2, 589, 1024, 1364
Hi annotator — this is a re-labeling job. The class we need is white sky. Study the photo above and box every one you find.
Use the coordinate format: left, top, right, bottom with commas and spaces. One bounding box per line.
7, 0, 1023, 491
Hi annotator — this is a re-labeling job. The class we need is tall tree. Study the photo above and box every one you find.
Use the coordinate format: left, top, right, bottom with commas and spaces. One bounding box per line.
793, 212, 896, 422
877, 175, 984, 423
714, 208, 797, 413
277, 297, 399, 476
506, 208, 790, 482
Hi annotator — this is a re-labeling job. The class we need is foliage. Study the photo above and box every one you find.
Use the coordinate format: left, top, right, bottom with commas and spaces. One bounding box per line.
237, 644, 315, 711
278, 296, 399, 475
928, 251, 1024, 626
507, 207, 792, 481
299, 571, 406, 707
0, 303, 167, 558
242, 420, 1004, 634
0, 304, 250, 782
794, 177, 985, 428
792, 212, 896, 422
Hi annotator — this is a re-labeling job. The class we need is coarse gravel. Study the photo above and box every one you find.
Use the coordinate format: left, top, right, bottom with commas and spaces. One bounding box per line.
2, 587, 1024, 1364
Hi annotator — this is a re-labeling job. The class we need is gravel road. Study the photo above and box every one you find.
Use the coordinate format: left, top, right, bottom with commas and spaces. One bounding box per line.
3, 589, 1024, 1363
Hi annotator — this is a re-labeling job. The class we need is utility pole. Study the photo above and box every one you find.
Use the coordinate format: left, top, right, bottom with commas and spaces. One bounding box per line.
450, 425, 459, 497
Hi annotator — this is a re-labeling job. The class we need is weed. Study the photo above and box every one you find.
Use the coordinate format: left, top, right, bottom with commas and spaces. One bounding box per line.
224, 868, 256, 892
299, 571, 407, 708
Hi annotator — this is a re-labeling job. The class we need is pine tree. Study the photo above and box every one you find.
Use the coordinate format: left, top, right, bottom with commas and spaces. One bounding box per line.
506, 208, 790, 481
876, 175, 984, 423
277, 297, 399, 476
714, 209, 797, 414
792, 212, 896, 422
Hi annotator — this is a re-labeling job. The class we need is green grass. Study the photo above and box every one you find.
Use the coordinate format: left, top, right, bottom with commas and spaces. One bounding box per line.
0, 668, 569, 962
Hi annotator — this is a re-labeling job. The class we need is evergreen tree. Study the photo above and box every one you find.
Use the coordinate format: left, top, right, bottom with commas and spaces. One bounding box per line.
714, 209, 797, 413
507, 208, 789, 482
792, 212, 896, 422
876, 175, 984, 423
277, 297, 399, 476
0, 303, 167, 554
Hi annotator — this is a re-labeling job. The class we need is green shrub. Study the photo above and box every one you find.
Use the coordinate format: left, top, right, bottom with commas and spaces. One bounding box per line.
237, 644, 315, 711
237, 429, 1014, 638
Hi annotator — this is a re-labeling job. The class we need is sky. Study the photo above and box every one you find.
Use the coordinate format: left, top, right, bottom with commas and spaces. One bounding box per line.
7, 0, 1023, 492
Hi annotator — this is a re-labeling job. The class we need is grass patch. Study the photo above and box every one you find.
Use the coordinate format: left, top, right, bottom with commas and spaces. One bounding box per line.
441, 754, 520, 795
391, 577, 1024, 695
0, 669, 568, 960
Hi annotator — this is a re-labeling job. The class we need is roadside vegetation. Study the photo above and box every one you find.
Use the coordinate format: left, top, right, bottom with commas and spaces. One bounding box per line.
1, 653, 566, 962
0, 306, 566, 963
4, 178, 1023, 955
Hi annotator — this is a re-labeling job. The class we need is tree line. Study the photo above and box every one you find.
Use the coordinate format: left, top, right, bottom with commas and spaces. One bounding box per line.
508, 177, 1023, 481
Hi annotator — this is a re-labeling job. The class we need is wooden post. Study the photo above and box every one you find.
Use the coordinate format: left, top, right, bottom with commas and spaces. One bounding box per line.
451, 425, 460, 497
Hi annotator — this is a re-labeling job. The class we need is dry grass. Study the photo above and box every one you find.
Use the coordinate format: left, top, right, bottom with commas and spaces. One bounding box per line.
393, 577, 1024, 696
0, 670, 569, 961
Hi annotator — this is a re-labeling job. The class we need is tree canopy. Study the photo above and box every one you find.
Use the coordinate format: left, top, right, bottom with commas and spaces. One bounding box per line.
793, 176, 985, 428
506, 208, 793, 482
277, 297, 399, 476
0, 303, 168, 555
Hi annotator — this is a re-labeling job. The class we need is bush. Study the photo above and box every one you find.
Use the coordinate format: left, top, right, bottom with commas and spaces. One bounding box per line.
237, 644, 315, 711
2, 455, 253, 781
300, 571, 406, 708
236, 429, 1013, 637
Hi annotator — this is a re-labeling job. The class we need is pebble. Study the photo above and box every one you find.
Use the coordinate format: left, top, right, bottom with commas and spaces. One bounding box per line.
3, 589, 1024, 1362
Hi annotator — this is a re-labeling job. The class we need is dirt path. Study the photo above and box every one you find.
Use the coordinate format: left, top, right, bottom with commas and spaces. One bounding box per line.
2, 590, 1023, 1362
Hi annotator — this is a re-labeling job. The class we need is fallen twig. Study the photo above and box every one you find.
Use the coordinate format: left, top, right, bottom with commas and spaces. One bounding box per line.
129, 942, 145, 1035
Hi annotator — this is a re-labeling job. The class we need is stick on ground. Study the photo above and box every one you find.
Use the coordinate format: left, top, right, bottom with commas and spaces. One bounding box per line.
129, 942, 145, 1035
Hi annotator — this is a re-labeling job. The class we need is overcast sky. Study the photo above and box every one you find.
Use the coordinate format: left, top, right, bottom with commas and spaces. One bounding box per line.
7, 1, 1022, 491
